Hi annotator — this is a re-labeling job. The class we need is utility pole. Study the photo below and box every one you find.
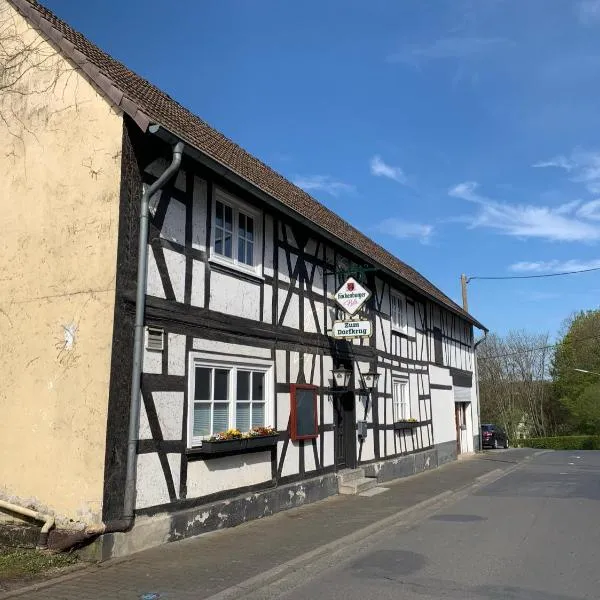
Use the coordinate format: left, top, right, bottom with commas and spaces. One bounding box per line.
460, 274, 469, 312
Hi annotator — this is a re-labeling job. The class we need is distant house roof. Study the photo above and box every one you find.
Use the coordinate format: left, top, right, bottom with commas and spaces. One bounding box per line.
9, 0, 485, 330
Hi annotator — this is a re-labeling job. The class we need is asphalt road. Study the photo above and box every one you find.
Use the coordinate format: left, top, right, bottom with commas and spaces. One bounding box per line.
256, 451, 600, 600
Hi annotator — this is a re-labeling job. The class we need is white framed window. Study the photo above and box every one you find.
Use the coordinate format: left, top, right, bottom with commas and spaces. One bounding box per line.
392, 379, 409, 421
188, 357, 272, 446
211, 188, 261, 274
390, 292, 407, 332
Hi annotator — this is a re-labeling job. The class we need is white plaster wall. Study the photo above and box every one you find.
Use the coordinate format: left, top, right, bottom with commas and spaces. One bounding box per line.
138, 397, 151, 438
136, 392, 183, 441
429, 365, 453, 386
186, 452, 271, 498
263, 286, 273, 324
322, 432, 334, 467
168, 334, 186, 376
361, 432, 375, 462
385, 429, 395, 456
431, 388, 456, 444
304, 443, 316, 472
409, 372, 418, 419
311, 354, 321, 386
323, 395, 334, 426
191, 176, 207, 251
263, 215, 274, 278
190, 260, 205, 307
278, 249, 298, 285
275, 349, 286, 383
281, 441, 300, 477
290, 351, 300, 384
147, 249, 166, 298
276, 393, 290, 430
136, 453, 180, 509
164, 248, 186, 303
192, 339, 271, 358
153, 392, 184, 440
304, 298, 318, 333
312, 263, 325, 296
279, 292, 299, 330
209, 272, 261, 321
160, 198, 186, 246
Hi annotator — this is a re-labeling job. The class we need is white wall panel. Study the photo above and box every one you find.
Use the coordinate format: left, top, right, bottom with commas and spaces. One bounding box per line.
186, 452, 271, 498
160, 198, 186, 246
210, 272, 260, 321
164, 248, 186, 303
190, 260, 205, 307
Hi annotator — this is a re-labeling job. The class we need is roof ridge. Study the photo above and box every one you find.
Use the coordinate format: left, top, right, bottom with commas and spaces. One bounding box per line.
7, 0, 484, 329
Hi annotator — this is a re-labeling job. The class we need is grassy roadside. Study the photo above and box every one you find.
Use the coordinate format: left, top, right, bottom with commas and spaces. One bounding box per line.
0, 546, 79, 588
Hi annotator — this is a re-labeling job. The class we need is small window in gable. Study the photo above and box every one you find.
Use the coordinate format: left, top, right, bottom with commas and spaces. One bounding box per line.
211, 189, 261, 274
390, 293, 407, 332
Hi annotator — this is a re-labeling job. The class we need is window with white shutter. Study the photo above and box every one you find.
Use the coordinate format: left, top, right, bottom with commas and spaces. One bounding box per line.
392, 379, 409, 421
189, 359, 272, 446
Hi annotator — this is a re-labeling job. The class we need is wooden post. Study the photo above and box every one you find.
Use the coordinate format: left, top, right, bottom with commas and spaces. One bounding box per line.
461, 274, 469, 312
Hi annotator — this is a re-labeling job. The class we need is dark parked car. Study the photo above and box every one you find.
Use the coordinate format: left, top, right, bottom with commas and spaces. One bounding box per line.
481, 424, 509, 449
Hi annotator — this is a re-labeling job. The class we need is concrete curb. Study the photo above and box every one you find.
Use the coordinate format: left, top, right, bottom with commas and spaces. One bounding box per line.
202, 459, 527, 600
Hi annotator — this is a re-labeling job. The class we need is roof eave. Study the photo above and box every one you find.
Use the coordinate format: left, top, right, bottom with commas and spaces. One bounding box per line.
147, 124, 487, 331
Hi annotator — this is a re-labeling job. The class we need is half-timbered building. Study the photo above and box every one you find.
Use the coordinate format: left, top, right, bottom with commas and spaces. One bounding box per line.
0, 0, 486, 558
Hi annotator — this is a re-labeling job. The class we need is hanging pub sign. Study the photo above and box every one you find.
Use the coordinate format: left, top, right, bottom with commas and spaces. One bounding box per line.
331, 319, 373, 339
334, 277, 371, 316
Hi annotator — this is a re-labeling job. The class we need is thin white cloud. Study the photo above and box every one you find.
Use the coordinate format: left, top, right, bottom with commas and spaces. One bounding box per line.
292, 175, 355, 197
369, 155, 407, 184
374, 218, 433, 244
533, 150, 600, 194
510, 258, 600, 273
578, 0, 600, 24
517, 290, 561, 302
449, 181, 600, 241
387, 37, 509, 65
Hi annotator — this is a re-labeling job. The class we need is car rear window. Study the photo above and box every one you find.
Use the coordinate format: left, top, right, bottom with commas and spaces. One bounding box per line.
481, 425, 493, 431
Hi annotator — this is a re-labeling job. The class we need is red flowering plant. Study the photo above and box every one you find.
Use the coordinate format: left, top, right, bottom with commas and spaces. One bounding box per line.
246, 426, 278, 438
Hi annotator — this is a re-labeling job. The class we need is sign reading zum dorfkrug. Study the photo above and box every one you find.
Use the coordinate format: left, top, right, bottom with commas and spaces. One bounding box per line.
331, 319, 373, 339
333, 277, 371, 316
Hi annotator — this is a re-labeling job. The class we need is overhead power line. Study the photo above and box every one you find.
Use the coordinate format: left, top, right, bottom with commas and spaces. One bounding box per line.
468, 265, 600, 282
479, 332, 600, 360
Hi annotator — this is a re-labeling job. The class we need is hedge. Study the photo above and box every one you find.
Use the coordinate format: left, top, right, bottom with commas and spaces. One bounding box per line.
517, 436, 600, 450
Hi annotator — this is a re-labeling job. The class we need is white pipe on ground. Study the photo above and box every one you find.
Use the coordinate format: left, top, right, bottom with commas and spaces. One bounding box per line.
0, 499, 55, 549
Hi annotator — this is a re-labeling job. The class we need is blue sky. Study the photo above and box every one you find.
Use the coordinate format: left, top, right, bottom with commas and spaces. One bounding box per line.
45, 0, 600, 338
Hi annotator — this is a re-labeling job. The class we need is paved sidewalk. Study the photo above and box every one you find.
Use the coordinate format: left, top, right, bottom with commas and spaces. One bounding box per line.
0, 449, 537, 600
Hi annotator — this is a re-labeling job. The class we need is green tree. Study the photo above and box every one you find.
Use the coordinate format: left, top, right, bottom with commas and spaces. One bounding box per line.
552, 309, 600, 434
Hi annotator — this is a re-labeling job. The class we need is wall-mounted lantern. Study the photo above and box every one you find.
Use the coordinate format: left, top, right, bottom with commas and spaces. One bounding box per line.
361, 371, 380, 391
331, 365, 352, 389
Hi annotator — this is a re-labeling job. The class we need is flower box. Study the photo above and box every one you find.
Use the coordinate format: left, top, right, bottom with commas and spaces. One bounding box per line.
198, 438, 247, 454
245, 434, 279, 449
394, 420, 421, 431
195, 434, 279, 455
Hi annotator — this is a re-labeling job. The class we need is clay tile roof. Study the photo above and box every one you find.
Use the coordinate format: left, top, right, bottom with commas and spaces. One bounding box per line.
9, 0, 485, 330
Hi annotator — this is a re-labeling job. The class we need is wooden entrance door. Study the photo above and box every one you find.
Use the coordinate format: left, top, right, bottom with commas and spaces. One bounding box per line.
455, 403, 463, 455
335, 392, 356, 469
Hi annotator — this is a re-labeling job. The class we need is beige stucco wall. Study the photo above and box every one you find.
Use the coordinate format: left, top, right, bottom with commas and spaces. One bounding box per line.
0, 1, 123, 525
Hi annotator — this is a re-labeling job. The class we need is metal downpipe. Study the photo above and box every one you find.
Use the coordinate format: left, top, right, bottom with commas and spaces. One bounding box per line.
122, 141, 184, 524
